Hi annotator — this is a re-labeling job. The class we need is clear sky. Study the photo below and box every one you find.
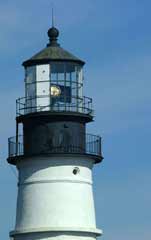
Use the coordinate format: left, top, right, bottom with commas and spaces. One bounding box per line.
0, 0, 151, 239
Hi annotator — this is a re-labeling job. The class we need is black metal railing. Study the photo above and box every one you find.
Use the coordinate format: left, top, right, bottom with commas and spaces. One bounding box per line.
8, 134, 102, 159
16, 95, 93, 116
8, 135, 24, 158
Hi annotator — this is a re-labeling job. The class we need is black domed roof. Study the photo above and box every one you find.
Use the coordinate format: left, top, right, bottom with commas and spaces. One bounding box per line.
23, 26, 85, 67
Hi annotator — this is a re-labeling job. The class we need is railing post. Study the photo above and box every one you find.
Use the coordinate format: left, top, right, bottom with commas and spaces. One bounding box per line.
84, 97, 85, 113
8, 138, 10, 157
16, 121, 19, 156
99, 137, 101, 156
16, 99, 17, 116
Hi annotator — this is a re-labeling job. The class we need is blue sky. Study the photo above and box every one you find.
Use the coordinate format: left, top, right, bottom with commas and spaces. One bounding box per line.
0, 0, 151, 239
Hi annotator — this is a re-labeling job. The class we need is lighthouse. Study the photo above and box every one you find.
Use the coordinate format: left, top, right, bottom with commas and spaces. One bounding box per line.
8, 22, 103, 240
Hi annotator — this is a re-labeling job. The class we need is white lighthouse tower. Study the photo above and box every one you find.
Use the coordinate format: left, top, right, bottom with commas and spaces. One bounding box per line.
8, 22, 103, 240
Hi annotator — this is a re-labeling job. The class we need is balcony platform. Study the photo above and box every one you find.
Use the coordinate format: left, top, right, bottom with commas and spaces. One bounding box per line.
16, 95, 94, 123
8, 134, 103, 165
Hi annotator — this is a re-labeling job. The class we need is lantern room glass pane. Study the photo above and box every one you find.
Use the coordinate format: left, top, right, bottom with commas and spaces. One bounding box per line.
50, 62, 83, 96
25, 66, 36, 113
50, 62, 83, 112
25, 66, 36, 84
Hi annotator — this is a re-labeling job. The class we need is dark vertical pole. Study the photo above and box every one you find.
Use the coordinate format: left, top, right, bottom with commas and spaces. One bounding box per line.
99, 137, 102, 156
76, 66, 79, 112
70, 71, 72, 112
8, 137, 10, 157
64, 63, 66, 111
16, 120, 19, 156
50, 64, 52, 110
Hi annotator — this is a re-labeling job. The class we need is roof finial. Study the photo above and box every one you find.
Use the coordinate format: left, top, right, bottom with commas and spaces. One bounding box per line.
47, 6, 60, 47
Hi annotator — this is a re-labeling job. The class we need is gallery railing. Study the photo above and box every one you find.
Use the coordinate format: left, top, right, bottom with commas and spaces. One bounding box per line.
16, 95, 93, 116
8, 134, 102, 159
8, 135, 23, 158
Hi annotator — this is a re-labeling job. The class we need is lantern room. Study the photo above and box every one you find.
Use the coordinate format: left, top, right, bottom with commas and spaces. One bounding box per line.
19, 26, 91, 115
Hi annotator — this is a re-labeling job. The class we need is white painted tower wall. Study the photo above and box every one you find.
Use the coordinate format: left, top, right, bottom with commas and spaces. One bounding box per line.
10, 156, 102, 240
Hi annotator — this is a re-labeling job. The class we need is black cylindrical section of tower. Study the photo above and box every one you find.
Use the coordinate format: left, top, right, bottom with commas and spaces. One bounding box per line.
7, 112, 103, 165
23, 117, 86, 156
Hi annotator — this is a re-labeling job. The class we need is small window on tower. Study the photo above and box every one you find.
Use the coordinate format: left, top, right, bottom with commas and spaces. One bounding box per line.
73, 167, 80, 175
